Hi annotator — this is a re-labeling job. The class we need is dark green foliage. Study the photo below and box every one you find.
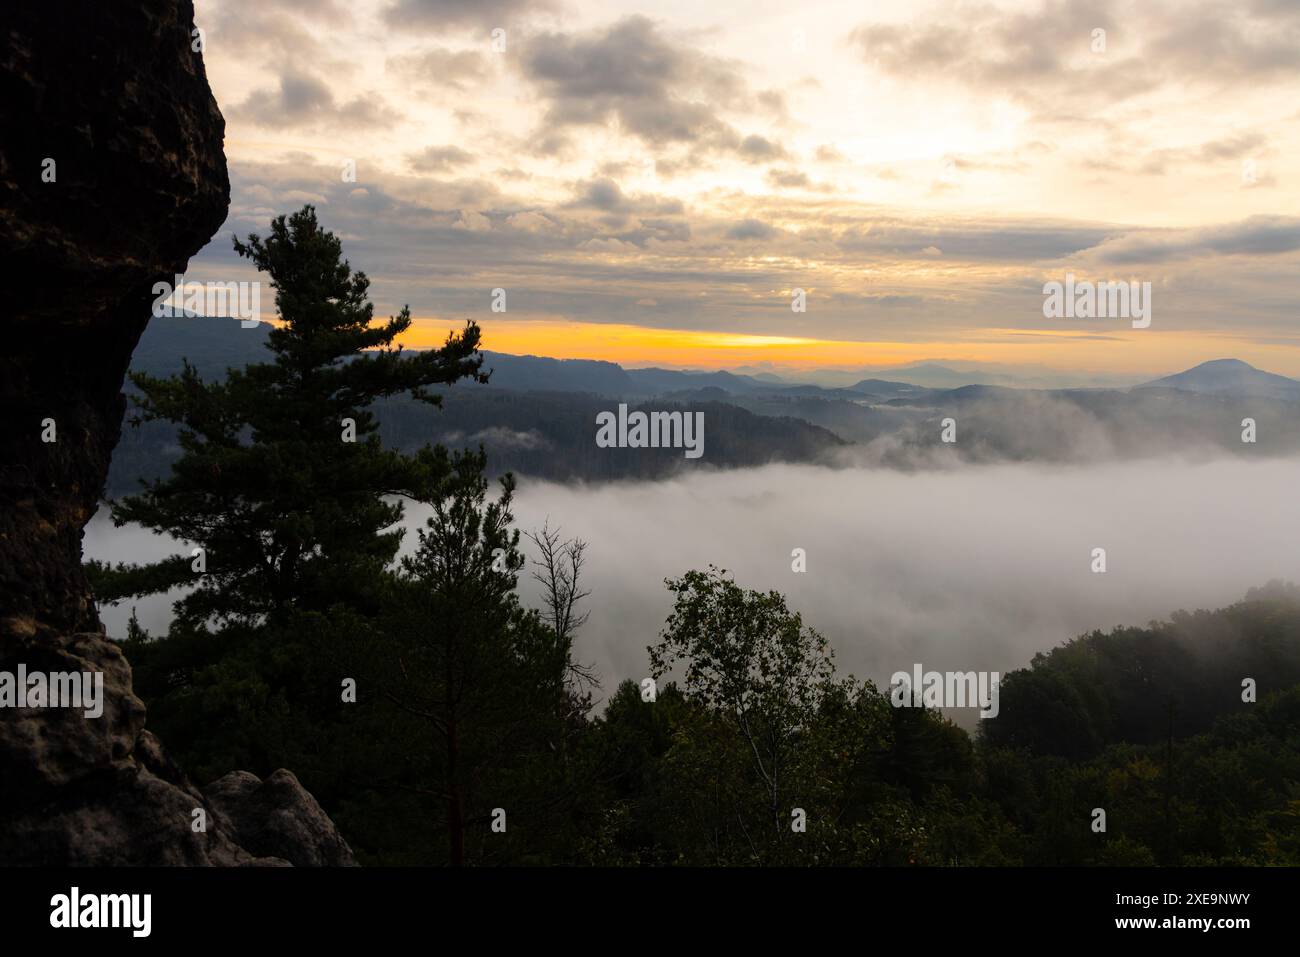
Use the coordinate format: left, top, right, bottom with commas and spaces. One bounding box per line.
325, 451, 588, 864
983, 580, 1300, 759
576, 578, 1300, 866
100, 207, 588, 866
97, 206, 485, 626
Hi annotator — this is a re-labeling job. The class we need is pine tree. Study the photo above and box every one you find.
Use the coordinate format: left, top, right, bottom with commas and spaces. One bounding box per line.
332, 449, 581, 865
95, 205, 486, 627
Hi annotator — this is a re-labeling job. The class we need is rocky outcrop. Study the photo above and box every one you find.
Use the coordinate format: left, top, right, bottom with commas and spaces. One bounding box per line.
0, 632, 269, 865
0, 0, 350, 866
206, 771, 357, 867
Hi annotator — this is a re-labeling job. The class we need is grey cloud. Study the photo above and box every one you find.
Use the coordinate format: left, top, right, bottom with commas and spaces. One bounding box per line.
1088, 216, 1300, 264
387, 46, 490, 91
727, 218, 777, 241
612, 219, 691, 246
767, 169, 810, 188
1196, 131, 1269, 162
205, 2, 355, 76
738, 134, 787, 163
408, 145, 476, 172
572, 178, 625, 211
384, 0, 544, 28
850, 0, 1300, 115
519, 16, 772, 165
1148, 7, 1300, 81
755, 89, 789, 120
850, 0, 1118, 89
836, 220, 1115, 262
234, 70, 402, 129
566, 178, 685, 216
1134, 131, 1269, 176
217, 0, 349, 16
766, 168, 834, 192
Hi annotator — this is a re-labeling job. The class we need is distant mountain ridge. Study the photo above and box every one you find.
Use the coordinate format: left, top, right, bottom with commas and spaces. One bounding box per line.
134, 318, 1300, 405
121, 317, 1300, 481
111, 316, 847, 495
1137, 358, 1300, 401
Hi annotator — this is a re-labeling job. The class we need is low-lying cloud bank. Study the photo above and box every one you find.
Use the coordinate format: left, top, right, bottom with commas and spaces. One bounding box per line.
89, 457, 1300, 715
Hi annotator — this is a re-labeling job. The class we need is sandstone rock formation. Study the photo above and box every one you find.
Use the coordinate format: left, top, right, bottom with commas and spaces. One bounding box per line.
206, 770, 357, 867
0, 0, 353, 866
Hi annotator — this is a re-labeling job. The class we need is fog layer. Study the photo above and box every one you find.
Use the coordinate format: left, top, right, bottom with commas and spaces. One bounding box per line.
88, 457, 1300, 707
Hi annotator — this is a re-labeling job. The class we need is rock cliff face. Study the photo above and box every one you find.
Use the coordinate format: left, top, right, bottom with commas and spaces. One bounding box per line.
0, 0, 353, 866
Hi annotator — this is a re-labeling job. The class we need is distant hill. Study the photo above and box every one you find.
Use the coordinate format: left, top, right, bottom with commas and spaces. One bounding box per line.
1138, 358, 1300, 400
847, 378, 931, 400
877, 363, 989, 388
132, 313, 271, 379
479, 351, 633, 393
623, 367, 775, 395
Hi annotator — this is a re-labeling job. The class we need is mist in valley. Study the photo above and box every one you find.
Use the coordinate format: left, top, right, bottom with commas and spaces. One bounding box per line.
87, 455, 1300, 718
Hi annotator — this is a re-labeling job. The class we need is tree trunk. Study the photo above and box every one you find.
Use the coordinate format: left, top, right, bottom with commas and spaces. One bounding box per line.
447, 714, 464, 867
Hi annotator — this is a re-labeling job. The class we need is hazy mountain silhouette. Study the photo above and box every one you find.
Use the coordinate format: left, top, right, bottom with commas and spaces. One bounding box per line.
1138, 358, 1300, 400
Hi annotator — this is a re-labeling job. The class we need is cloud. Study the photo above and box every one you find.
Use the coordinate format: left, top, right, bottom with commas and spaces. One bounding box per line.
518, 15, 778, 166
506, 210, 560, 233
386, 46, 490, 91
217, 0, 350, 18
767, 169, 810, 189
571, 178, 626, 211
1120, 131, 1270, 176
408, 145, 476, 173
234, 69, 401, 129
755, 89, 789, 120
384, 0, 544, 29
849, 0, 1300, 118
453, 210, 493, 231
565, 178, 685, 216
737, 134, 788, 163
727, 218, 777, 241
446, 427, 551, 450
850, 0, 1126, 102
202, 1, 362, 83
1086, 216, 1300, 264
766, 168, 833, 192
835, 219, 1114, 262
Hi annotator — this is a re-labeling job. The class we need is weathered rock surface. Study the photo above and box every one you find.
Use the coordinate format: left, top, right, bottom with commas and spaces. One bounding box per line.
206, 770, 358, 867
0, 0, 350, 866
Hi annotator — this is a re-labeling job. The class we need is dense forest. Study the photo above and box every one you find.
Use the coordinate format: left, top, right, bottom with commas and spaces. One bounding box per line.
89, 208, 1300, 866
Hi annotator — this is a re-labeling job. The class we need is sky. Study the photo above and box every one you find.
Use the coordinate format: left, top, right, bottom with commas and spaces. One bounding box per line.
186, 0, 1300, 378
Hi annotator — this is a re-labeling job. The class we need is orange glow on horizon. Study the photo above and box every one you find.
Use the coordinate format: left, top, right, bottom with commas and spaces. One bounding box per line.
394, 317, 1300, 378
